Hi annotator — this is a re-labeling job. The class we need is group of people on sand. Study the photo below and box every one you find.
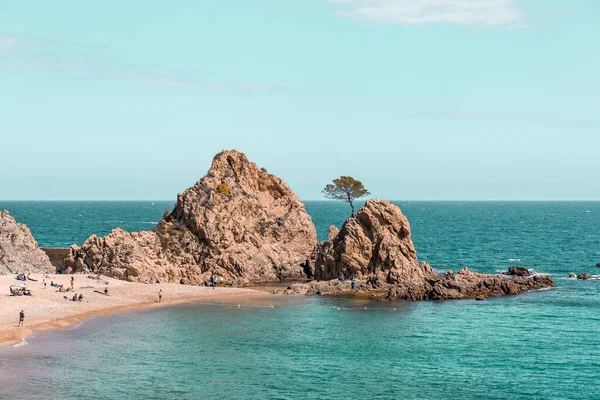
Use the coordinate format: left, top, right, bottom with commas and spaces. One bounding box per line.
68, 293, 84, 302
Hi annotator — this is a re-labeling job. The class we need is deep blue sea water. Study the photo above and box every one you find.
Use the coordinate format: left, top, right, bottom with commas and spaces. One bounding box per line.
1, 201, 600, 399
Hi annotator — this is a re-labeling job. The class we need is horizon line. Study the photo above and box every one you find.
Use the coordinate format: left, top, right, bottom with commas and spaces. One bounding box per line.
2, 199, 600, 202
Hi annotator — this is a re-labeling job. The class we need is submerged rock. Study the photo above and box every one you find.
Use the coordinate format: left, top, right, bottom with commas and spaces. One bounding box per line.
65, 150, 317, 284
0, 210, 52, 275
309, 200, 555, 301
577, 273, 592, 280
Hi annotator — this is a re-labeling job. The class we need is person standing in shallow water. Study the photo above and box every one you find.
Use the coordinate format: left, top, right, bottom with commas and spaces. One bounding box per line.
18, 310, 24, 327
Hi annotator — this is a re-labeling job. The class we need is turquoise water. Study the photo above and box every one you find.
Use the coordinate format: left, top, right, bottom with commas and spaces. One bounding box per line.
1, 201, 599, 399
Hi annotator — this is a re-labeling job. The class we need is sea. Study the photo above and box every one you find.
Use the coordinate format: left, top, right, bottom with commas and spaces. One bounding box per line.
0, 201, 599, 400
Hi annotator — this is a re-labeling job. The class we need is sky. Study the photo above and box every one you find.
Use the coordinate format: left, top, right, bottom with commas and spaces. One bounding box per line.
0, 0, 599, 201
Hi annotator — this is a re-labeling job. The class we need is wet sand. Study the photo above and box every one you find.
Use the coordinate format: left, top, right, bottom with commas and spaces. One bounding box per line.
0, 273, 271, 346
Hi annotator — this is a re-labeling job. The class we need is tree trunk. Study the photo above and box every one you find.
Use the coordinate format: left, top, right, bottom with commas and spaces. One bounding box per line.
350, 201, 355, 217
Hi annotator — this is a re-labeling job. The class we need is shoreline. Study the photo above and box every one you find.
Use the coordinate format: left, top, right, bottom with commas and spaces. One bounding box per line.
0, 273, 277, 347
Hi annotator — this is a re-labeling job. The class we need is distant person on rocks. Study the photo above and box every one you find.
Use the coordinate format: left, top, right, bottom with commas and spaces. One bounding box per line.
18, 310, 24, 327
351, 279, 356, 290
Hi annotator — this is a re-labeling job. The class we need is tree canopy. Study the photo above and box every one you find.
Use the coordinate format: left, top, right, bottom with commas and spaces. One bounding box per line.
322, 176, 370, 216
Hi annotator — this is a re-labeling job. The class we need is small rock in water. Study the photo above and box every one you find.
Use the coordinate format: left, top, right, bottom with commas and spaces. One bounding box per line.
475, 295, 487, 301
505, 266, 531, 277
596, 263, 600, 268
577, 273, 592, 280
568, 273, 576, 279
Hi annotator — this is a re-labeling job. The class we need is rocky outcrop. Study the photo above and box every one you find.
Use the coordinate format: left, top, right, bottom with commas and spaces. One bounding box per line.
504, 266, 531, 277
0, 211, 52, 275
310, 200, 555, 300
64, 150, 317, 284
314, 199, 437, 285
577, 273, 592, 280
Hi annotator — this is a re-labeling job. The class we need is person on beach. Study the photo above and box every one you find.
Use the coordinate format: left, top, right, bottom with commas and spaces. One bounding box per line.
18, 310, 24, 327
104, 287, 109, 295
351, 279, 356, 290
71, 276, 75, 291
78, 293, 83, 302
159, 289, 163, 303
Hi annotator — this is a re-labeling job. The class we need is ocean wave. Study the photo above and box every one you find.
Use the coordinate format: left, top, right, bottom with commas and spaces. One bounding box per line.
508, 259, 521, 262
13, 338, 28, 348
534, 286, 556, 292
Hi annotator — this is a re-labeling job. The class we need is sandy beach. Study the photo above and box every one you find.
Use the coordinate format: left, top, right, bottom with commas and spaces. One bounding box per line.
0, 273, 268, 346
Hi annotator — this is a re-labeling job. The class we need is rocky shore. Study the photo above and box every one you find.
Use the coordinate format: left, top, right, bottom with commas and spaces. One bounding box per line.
0, 210, 53, 275
2, 150, 556, 301
307, 199, 554, 300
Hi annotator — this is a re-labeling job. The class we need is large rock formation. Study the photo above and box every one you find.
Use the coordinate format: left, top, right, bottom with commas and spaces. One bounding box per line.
309, 200, 555, 300
314, 199, 437, 285
64, 150, 317, 284
0, 210, 52, 274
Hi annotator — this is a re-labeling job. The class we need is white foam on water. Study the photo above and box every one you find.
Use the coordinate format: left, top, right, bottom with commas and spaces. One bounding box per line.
13, 338, 28, 348
508, 259, 521, 262
534, 286, 556, 292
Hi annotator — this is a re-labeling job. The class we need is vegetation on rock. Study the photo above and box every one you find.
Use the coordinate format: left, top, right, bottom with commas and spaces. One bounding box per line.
322, 176, 370, 216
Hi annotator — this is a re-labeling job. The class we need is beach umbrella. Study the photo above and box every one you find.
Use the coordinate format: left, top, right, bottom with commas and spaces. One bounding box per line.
11, 282, 26, 288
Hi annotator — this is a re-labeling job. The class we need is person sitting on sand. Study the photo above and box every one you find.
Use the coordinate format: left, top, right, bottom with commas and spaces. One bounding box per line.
78, 293, 83, 302
72, 294, 78, 301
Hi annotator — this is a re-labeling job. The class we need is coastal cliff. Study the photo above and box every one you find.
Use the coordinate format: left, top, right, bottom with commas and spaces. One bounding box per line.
64, 150, 317, 284
0, 210, 52, 275
308, 200, 555, 300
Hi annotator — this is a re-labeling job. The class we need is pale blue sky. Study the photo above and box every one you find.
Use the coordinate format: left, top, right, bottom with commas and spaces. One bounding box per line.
1, 0, 599, 200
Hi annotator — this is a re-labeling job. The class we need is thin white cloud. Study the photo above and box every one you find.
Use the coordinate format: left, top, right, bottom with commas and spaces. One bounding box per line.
331, 0, 525, 27
0, 34, 20, 52
100, 73, 283, 93
0, 33, 281, 93
400, 111, 600, 129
